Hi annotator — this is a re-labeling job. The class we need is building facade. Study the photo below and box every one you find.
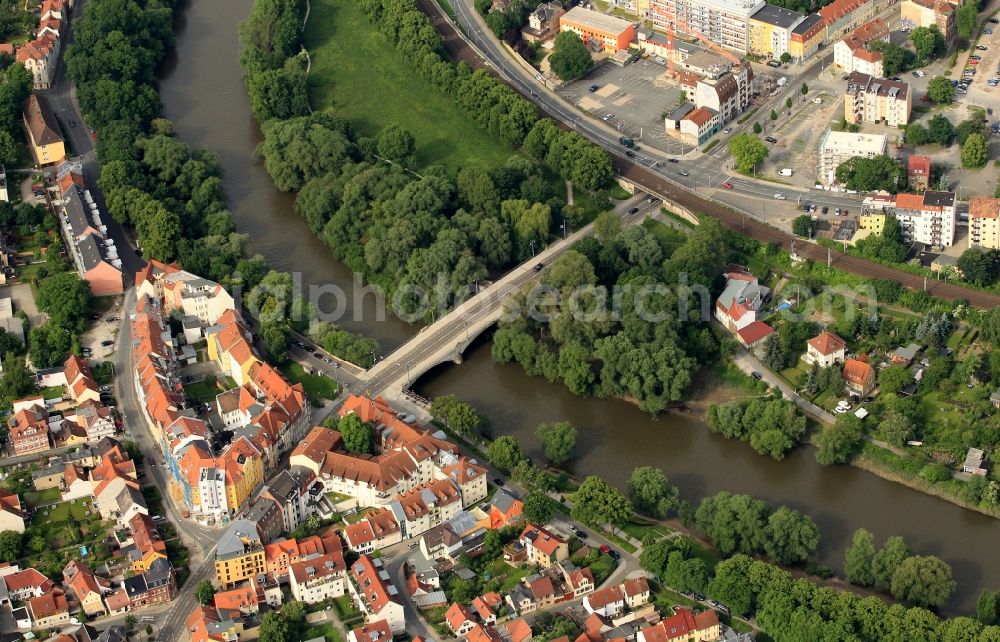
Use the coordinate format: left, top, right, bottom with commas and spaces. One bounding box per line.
748, 5, 805, 59
969, 196, 1000, 250
648, 0, 765, 52
818, 130, 887, 184
843, 72, 911, 127
558, 7, 636, 52
833, 19, 889, 75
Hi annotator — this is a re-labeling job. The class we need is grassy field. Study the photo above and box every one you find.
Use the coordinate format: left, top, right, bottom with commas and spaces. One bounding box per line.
304, 0, 513, 168
279, 362, 339, 400
309, 622, 344, 642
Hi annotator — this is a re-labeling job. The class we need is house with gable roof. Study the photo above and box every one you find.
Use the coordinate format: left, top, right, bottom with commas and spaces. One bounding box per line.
714, 269, 774, 349
803, 330, 847, 367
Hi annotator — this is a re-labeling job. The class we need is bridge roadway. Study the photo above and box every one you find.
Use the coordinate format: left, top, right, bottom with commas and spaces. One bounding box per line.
359, 194, 657, 397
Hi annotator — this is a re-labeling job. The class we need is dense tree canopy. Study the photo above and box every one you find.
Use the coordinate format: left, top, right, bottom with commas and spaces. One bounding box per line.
549, 32, 593, 81
729, 133, 768, 173
706, 397, 807, 459
536, 421, 578, 465
835, 155, 906, 192
571, 476, 631, 527
627, 466, 680, 519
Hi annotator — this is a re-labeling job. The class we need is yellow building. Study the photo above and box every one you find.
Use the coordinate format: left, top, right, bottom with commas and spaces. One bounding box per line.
789, 14, 825, 61
131, 549, 168, 574
224, 437, 265, 513
859, 213, 886, 234
970, 197, 1000, 250
22, 94, 65, 167
214, 520, 266, 588
748, 5, 806, 59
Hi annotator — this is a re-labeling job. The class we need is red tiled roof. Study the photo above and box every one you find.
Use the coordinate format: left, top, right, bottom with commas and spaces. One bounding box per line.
683, 107, 714, 127
908, 154, 931, 177
808, 330, 846, 356
446, 602, 475, 631
351, 620, 393, 642
843, 358, 874, 384
505, 618, 533, 642
736, 320, 773, 345
521, 523, 565, 557
970, 196, 1000, 220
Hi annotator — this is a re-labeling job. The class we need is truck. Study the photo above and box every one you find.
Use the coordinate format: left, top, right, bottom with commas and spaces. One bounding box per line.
619, 137, 634, 148
777, 76, 788, 87
779, 168, 793, 176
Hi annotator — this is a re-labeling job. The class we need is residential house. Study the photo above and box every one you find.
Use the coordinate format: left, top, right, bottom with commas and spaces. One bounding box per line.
186, 605, 246, 642
833, 19, 888, 75
964, 447, 987, 475
843, 358, 876, 397
347, 555, 405, 633
259, 465, 316, 534
970, 196, 1000, 250
214, 520, 266, 588
469, 624, 505, 642
622, 577, 651, 608
8, 402, 51, 455
343, 509, 403, 555
57, 163, 124, 295
17, 34, 60, 89
134, 261, 236, 328
647, 0, 765, 52
891, 343, 921, 366
872, 191, 957, 248
123, 557, 176, 609
472, 592, 503, 625
908, 155, 931, 192
560, 562, 595, 597
583, 586, 626, 618
844, 72, 911, 128
126, 513, 168, 573
803, 330, 847, 367
22, 95, 64, 166
489, 489, 523, 529
4, 567, 54, 601
64, 355, 102, 406
505, 618, 534, 642
520, 524, 568, 568
673, 106, 721, 145
28, 591, 69, 630
386, 478, 463, 539
447, 603, 478, 637
70, 401, 116, 443
714, 271, 774, 349
522, 1, 565, 42
790, 13, 826, 61
901, 0, 955, 38
438, 457, 488, 507
638, 607, 720, 642
63, 561, 109, 618
818, 0, 878, 43
528, 575, 557, 609
349, 620, 394, 642
289, 551, 348, 604
0, 490, 26, 533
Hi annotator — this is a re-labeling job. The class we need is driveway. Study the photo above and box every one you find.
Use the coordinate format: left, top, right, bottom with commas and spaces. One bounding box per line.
0, 283, 44, 328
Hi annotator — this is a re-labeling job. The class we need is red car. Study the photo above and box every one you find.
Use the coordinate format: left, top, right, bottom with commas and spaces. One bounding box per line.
970, 60, 980, 65
721, 182, 734, 189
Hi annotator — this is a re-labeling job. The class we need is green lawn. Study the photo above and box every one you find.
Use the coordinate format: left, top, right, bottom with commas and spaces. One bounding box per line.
36, 498, 91, 524
309, 622, 344, 642
184, 378, 225, 403
279, 362, 339, 400
490, 560, 533, 591
304, 0, 513, 169
24, 487, 61, 508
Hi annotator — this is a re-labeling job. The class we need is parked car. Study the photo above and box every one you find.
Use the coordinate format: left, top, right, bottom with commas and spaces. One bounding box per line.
678, 169, 689, 176
312, 352, 323, 359
493, 478, 505, 486
812, 97, 823, 104
723, 127, 732, 134
101, 339, 114, 347
978, 45, 989, 50
751, 371, 763, 380
721, 182, 734, 189
821, 206, 829, 214
764, 136, 777, 143
667, 158, 679, 163
602, 113, 614, 121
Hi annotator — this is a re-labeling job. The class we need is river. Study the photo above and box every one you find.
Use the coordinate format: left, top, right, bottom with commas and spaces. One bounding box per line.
158, 0, 998, 614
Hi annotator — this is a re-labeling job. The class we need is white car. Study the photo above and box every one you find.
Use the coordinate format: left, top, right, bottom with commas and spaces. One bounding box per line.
723, 127, 732, 134
812, 97, 823, 104
837, 400, 851, 409
774, 193, 786, 200
602, 113, 614, 122
835, 407, 848, 414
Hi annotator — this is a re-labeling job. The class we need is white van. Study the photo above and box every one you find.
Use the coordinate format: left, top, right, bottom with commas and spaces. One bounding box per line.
779, 168, 793, 176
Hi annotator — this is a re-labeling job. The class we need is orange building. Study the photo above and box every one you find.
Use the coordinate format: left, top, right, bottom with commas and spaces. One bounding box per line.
558, 6, 636, 52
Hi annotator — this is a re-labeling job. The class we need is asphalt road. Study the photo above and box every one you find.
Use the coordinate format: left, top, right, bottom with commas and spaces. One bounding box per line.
426, 0, 1000, 309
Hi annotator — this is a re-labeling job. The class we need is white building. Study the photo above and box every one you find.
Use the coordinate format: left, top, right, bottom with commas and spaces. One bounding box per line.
648, 0, 766, 52
289, 553, 347, 604
348, 556, 406, 633
833, 19, 888, 75
818, 130, 887, 185
135, 261, 236, 328
891, 192, 957, 248
803, 330, 847, 367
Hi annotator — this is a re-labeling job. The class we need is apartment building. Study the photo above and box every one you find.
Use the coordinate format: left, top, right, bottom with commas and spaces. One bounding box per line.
648, 0, 765, 52
790, 13, 825, 60
214, 521, 267, 588
864, 191, 957, 248
23, 95, 64, 166
558, 7, 636, 52
844, 72, 911, 127
748, 4, 805, 59
901, 0, 956, 38
969, 196, 1000, 250
289, 552, 348, 604
818, 130, 887, 184
135, 260, 236, 328
819, 0, 879, 43
833, 19, 889, 75
57, 163, 124, 295
348, 556, 405, 633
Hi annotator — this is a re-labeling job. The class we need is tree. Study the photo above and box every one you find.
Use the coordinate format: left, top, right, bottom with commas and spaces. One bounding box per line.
549, 31, 592, 81
523, 490, 554, 524
770, 109, 778, 122
792, 215, 813, 237
927, 75, 955, 103
337, 414, 374, 454
536, 421, 577, 465
979, 590, 1000, 625
764, 506, 819, 565
815, 414, 863, 465
872, 535, 910, 591
878, 364, 911, 394
571, 476, 631, 527
780, 52, 792, 64
958, 247, 999, 285
430, 395, 482, 435
957, 1, 979, 40
593, 210, 622, 242
928, 113, 954, 146
890, 555, 956, 608
877, 411, 913, 447
835, 155, 906, 193
869, 40, 915, 76
801, 82, 809, 96
785, 96, 793, 111
487, 435, 524, 472
36, 272, 92, 331
377, 124, 416, 165
906, 123, 929, 145
753, 121, 762, 134
0, 531, 21, 562
761, 334, 785, 371
124, 615, 137, 635
708, 555, 755, 616
910, 25, 945, 62
962, 133, 988, 169
843, 528, 878, 587
695, 492, 769, 557
258, 612, 289, 642
195, 580, 216, 606
627, 466, 680, 519
729, 133, 768, 174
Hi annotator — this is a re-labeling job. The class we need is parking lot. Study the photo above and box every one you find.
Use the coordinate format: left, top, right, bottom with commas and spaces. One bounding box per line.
955, 17, 1000, 103
558, 59, 692, 154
